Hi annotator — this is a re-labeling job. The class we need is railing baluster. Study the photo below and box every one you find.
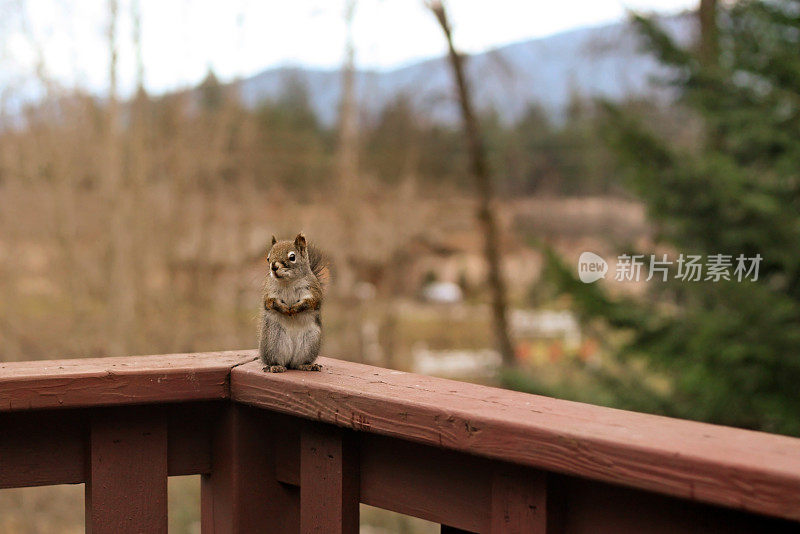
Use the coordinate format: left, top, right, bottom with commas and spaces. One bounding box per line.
490, 465, 548, 534
201, 405, 299, 534
300, 424, 359, 534
86, 409, 168, 534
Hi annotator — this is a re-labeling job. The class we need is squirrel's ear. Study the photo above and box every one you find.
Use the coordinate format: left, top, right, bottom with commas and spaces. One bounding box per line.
271, 235, 277, 246
294, 232, 307, 253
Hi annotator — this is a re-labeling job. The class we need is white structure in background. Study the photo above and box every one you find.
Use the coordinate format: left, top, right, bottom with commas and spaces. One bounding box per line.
511, 309, 581, 350
413, 346, 501, 377
412, 309, 583, 377
421, 281, 463, 304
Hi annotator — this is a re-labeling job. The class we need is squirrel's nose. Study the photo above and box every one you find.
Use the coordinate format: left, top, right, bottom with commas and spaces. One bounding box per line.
271, 262, 281, 271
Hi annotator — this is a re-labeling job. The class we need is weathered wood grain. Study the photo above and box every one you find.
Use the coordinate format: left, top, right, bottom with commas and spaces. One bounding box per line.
0, 350, 257, 411
230, 357, 800, 521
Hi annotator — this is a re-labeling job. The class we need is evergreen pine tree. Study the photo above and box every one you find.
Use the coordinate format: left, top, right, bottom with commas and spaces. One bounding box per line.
547, 0, 800, 435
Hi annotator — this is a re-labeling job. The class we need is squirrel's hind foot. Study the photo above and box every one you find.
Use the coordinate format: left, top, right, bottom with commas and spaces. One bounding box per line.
297, 363, 322, 372
264, 365, 287, 373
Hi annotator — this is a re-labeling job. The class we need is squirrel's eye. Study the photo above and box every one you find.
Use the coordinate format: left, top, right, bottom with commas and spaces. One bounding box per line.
288, 252, 296, 262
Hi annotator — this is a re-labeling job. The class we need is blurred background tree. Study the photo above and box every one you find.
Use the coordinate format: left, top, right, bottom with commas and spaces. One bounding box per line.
540, 0, 800, 435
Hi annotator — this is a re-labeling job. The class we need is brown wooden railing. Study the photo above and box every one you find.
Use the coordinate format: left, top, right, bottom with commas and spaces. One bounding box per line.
1, 350, 799, 533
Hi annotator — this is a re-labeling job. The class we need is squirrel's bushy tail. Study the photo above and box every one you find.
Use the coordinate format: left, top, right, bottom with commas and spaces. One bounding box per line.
308, 244, 331, 290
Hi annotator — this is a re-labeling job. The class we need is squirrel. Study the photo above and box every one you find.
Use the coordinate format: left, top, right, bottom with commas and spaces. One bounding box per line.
258, 233, 330, 373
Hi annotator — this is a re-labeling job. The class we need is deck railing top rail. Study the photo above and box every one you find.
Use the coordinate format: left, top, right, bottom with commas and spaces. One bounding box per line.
0, 351, 255, 411
2, 350, 799, 523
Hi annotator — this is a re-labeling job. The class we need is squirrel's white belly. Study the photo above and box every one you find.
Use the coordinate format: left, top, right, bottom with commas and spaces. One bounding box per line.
269, 310, 321, 367
276, 311, 316, 336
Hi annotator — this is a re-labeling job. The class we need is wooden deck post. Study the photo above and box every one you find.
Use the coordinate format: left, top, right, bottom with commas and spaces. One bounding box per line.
86, 409, 168, 534
490, 465, 549, 534
300, 424, 359, 534
201, 405, 299, 534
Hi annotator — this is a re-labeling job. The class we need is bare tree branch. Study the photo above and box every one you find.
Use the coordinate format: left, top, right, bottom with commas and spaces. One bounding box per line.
427, 0, 516, 367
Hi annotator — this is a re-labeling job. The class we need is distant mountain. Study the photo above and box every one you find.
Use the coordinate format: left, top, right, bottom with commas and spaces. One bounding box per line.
236, 13, 695, 125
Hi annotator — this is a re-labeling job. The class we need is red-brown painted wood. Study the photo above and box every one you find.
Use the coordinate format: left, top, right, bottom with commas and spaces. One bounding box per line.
0, 350, 256, 411
300, 424, 359, 534
86, 409, 168, 534
360, 434, 491, 532
276, 430, 552, 533
3, 352, 800, 531
554, 476, 799, 534
251, 418, 799, 534
0, 410, 86, 488
490, 464, 547, 534
0, 405, 213, 489
201, 405, 299, 534
231, 357, 800, 521
167, 403, 216, 476
274, 418, 301, 486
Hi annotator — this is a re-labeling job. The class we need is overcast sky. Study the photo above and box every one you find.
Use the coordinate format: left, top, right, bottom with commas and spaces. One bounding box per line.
2, 0, 696, 97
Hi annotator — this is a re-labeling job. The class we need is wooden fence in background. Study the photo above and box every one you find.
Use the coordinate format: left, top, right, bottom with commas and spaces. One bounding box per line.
1, 350, 799, 533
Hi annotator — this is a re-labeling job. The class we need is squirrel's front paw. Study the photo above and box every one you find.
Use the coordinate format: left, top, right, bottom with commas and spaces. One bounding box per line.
263, 365, 287, 373
287, 300, 311, 316
266, 298, 291, 314
297, 363, 322, 372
